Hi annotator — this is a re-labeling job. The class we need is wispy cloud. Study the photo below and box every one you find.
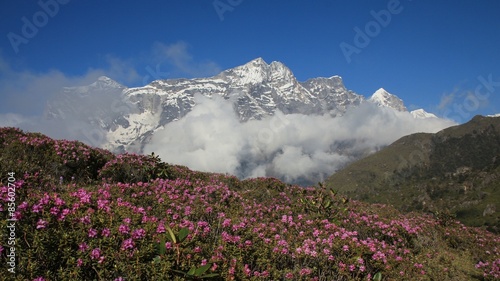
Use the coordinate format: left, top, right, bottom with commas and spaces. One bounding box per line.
152, 41, 221, 78
433, 76, 497, 122
0, 42, 222, 147
0, 58, 102, 116
437, 92, 456, 110
0, 41, 220, 116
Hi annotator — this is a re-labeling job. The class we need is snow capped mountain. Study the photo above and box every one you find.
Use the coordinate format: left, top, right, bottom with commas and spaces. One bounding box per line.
44, 58, 441, 153
368, 88, 407, 112
487, 113, 500, 118
411, 109, 437, 119
367, 89, 439, 119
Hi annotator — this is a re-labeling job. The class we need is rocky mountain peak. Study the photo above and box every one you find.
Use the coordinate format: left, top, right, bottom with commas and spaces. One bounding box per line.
44, 58, 442, 154
369, 88, 407, 112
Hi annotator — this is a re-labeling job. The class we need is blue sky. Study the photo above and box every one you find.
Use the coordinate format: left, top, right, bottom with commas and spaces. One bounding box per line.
1, 0, 499, 122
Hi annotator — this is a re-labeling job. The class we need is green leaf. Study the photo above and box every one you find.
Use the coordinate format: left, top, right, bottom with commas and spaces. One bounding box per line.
171, 269, 188, 276
200, 273, 220, 278
157, 237, 166, 255
194, 264, 211, 276
324, 200, 331, 208
178, 227, 189, 243
166, 226, 177, 244
187, 266, 196, 276
373, 272, 382, 281
152, 256, 161, 264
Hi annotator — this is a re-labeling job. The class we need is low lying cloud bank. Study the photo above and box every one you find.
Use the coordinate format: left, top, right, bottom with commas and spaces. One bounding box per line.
144, 95, 456, 185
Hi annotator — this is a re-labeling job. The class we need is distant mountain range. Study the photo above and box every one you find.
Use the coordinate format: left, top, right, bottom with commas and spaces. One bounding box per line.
44, 58, 439, 153
325, 115, 500, 232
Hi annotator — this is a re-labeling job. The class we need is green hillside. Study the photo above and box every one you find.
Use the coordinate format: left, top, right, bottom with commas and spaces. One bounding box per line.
326, 115, 500, 232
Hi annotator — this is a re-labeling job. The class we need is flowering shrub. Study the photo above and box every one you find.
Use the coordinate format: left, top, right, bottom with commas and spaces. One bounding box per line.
0, 127, 112, 188
0, 127, 499, 280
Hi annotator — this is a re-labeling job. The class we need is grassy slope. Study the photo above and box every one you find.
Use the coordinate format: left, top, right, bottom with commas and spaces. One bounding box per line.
0, 127, 499, 280
325, 116, 500, 232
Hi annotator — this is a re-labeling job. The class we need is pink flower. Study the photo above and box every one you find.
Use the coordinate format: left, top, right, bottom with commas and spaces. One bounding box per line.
118, 224, 130, 234
299, 268, 312, 276
131, 228, 146, 239
121, 238, 135, 250
77, 258, 83, 267
101, 228, 111, 237
36, 219, 48, 229
54, 197, 65, 206
79, 242, 88, 252
222, 219, 232, 228
18, 201, 29, 210
156, 223, 166, 233
32, 204, 43, 213
88, 228, 98, 238
244, 264, 251, 276
80, 215, 91, 224
57, 209, 69, 221
50, 207, 59, 215
90, 248, 101, 260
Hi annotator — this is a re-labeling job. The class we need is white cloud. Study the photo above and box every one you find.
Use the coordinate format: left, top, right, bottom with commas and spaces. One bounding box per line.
144, 95, 456, 185
0, 41, 221, 146
0, 54, 119, 116
0, 41, 220, 115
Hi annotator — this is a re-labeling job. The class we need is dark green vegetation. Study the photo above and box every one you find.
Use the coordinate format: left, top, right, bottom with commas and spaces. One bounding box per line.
326, 115, 500, 233
0, 127, 499, 280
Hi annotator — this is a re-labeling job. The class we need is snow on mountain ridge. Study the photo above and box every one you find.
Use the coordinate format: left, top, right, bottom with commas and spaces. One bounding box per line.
411, 109, 437, 119
45, 58, 442, 153
368, 88, 407, 112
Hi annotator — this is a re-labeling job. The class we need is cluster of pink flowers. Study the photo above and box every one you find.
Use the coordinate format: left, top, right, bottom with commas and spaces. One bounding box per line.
476, 259, 500, 279
1, 127, 500, 280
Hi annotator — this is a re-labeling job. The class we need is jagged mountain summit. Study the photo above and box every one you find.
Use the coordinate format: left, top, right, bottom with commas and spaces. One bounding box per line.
368, 88, 407, 112
44, 58, 440, 153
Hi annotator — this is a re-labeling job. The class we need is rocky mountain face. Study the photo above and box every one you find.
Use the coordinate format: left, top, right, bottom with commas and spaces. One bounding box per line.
44, 58, 434, 153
